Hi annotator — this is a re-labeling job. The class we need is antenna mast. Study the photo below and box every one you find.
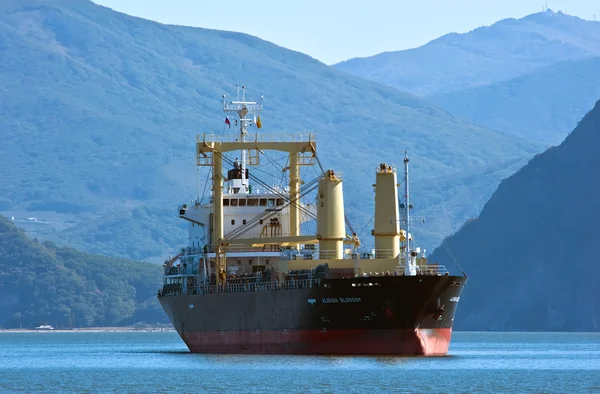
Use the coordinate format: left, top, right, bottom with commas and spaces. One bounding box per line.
222, 85, 264, 194
403, 151, 416, 276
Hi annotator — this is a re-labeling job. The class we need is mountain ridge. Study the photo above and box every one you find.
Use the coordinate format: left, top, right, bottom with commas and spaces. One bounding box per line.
0, 0, 539, 259
334, 9, 600, 96
430, 99, 600, 331
429, 55, 600, 144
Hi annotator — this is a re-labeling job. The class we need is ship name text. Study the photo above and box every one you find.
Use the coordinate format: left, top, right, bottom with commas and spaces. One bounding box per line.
322, 297, 363, 304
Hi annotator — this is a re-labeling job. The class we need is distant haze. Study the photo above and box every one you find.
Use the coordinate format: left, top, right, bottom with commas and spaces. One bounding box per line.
92, 0, 599, 64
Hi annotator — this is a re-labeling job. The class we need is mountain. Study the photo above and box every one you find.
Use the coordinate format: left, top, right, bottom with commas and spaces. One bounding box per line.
0, 0, 539, 259
0, 215, 165, 328
334, 10, 600, 96
430, 56, 600, 145
429, 100, 600, 331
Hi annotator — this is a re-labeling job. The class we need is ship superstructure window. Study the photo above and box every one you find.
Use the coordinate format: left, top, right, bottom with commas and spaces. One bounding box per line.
239, 199, 246, 207
259, 198, 267, 206
268, 199, 275, 207
223, 199, 230, 206
259, 219, 264, 224
231, 219, 235, 225
230, 199, 238, 207
243, 219, 247, 225
248, 198, 258, 207
249, 259, 253, 265
276, 198, 284, 206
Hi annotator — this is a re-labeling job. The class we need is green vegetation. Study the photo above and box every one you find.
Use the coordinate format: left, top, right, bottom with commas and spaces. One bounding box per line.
431, 100, 600, 331
0, 215, 166, 328
56, 206, 188, 262
0, 0, 540, 259
334, 10, 600, 96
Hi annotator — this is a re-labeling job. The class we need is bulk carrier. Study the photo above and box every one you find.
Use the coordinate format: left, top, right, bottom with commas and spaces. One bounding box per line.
158, 86, 467, 355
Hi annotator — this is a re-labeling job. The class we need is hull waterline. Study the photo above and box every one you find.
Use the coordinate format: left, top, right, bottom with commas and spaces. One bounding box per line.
159, 275, 466, 356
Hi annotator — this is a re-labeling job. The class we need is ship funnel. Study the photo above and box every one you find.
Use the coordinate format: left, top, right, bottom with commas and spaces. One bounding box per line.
373, 163, 400, 259
317, 170, 345, 259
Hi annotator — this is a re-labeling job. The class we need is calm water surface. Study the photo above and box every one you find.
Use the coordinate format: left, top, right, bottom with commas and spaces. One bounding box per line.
0, 332, 598, 393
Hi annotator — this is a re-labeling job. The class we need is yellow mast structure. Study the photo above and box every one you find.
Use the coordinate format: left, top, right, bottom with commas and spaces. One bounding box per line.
196, 86, 320, 276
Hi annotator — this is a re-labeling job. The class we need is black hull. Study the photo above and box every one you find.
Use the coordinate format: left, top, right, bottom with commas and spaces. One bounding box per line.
159, 275, 467, 355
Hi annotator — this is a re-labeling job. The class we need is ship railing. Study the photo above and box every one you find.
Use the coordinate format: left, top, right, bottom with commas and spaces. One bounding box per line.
373, 249, 400, 259
204, 244, 282, 254
164, 266, 199, 276
282, 249, 343, 260
199, 132, 315, 144
180, 246, 203, 256
356, 264, 450, 277
280, 249, 352, 260
349, 249, 401, 259
223, 245, 282, 253
376, 163, 397, 174
322, 171, 343, 180
281, 248, 401, 260
416, 264, 449, 276
159, 278, 322, 296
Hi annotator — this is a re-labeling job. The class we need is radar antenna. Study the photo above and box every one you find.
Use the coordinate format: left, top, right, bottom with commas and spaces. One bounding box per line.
222, 85, 264, 194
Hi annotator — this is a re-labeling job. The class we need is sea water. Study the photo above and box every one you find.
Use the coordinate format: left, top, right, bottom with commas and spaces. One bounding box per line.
0, 332, 598, 393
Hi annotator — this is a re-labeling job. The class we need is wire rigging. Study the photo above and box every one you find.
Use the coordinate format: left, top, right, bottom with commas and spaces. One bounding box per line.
218, 152, 318, 218
212, 152, 321, 240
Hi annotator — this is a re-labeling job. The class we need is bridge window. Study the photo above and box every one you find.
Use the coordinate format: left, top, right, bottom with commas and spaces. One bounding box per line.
268, 199, 275, 207
276, 198, 284, 206
259, 219, 264, 224
230, 199, 238, 207
239, 199, 246, 207
248, 198, 258, 206
259, 199, 267, 206
223, 199, 229, 206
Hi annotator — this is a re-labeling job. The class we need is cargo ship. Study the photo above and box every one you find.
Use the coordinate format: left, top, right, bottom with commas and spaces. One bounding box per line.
157, 86, 467, 355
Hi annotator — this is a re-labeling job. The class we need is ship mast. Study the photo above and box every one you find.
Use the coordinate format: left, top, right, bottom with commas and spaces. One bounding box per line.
403, 151, 416, 276
222, 85, 263, 194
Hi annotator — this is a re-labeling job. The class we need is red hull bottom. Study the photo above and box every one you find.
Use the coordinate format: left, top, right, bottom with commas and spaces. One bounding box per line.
181, 328, 453, 356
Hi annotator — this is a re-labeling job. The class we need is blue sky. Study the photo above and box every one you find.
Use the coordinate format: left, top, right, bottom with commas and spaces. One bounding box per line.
94, 0, 599, 64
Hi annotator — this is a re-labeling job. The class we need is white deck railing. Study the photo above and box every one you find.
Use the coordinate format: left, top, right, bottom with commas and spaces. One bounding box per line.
198, 132, 315, 144
158, 278, 321, 297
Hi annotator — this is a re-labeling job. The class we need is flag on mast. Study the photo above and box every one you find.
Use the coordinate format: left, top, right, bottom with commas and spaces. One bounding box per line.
256, 115, 262, 129
225, 117, 231, 128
